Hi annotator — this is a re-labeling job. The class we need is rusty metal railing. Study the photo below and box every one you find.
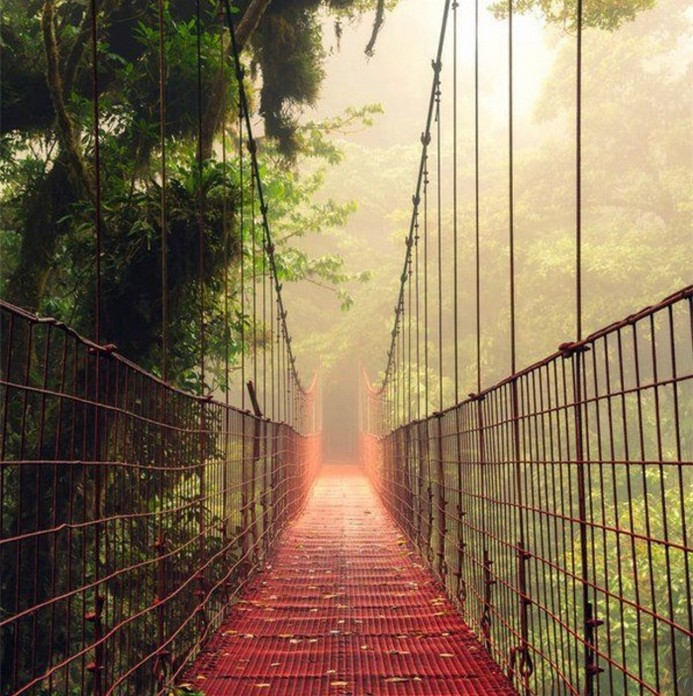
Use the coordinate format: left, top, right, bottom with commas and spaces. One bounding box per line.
0, 300, 320, 695
362, 287, 692, 695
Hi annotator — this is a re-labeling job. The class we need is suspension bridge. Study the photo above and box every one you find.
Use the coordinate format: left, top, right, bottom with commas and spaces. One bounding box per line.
1, 1, 691, 695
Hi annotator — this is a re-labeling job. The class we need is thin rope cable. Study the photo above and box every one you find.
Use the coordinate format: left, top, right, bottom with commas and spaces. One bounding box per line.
452, 0, 459, 404
158, 0, 168, 381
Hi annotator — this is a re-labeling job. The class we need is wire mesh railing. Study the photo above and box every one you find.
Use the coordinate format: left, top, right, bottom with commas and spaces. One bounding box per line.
362, 287, 692, 695
0, 300, 320, 696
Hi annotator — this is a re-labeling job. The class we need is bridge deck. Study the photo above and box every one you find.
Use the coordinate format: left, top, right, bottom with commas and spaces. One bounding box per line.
186, 465, 516, 695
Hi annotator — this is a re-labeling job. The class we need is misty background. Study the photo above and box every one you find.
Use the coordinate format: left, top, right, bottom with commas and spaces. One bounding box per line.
281, 0, 691, 461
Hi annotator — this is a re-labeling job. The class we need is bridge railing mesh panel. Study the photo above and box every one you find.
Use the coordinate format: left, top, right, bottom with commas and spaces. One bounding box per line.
362, 287, 692, 695
0, 301, 320, 696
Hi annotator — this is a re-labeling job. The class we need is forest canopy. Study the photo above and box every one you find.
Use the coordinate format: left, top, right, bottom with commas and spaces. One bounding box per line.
0, 0, 395, 389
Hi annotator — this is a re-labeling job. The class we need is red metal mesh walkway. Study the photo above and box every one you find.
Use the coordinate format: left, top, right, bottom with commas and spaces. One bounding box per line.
186, 465, 516, 695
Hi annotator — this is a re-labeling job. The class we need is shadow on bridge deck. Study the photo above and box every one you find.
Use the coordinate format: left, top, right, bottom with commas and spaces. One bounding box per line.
186, 465, 516, 695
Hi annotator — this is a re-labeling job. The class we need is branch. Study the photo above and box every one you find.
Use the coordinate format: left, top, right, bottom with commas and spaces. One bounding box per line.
235, 0, 274, 51
200, 0, 274, 159
364, 0, 386, 57
42, 0, 95, 203
62, 9, 92, 98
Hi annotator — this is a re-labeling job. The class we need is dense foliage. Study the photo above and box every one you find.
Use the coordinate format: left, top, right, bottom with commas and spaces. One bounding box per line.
0, 0, 393, 388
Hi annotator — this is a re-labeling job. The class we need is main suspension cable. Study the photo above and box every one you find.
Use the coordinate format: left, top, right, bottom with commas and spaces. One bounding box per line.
223, 0, 309, 425
373, 0, 452, 416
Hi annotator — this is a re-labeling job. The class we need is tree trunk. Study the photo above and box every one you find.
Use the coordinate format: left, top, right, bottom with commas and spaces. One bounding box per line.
6, 153, 76, 313
200, 0, 274, 160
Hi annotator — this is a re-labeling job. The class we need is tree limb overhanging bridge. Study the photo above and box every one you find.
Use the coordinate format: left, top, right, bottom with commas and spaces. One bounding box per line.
1, 1, 691, 695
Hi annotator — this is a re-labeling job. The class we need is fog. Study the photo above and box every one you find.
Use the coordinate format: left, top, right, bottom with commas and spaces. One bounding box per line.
282, 0, 692, 460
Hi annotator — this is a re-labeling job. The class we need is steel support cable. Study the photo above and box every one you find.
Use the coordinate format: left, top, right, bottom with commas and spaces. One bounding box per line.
262, 216, 267, 414
451, 0, 465, 609
415, 208, 421, 421
474, 0, 481, 395
194, 0, 210, 649
251, 176, 258, 394
218, 18, 233, 642
407, 233, 413, 424
373, 0, 452, 412
221, 41, 230, 408
158, 0, 169, 382
239, 106, 246, 409
424, 153, 429, 414
270, 261, 275, 420
155, 0, 170, 685
89, 0, 104, 691
572, 3, 600, 692
394, 321, 399, 428
435, 69, 443, 414
452, 0, 459, 404
507, 2, 532, 689
276, 303, 282, 421
472, 7, 487, 634
196, 0, 206, 393
222, 0, 309, 426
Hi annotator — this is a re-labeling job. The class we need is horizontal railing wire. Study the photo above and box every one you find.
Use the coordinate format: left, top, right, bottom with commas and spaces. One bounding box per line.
362, 286, 693, 695
0, 300, 321, 696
